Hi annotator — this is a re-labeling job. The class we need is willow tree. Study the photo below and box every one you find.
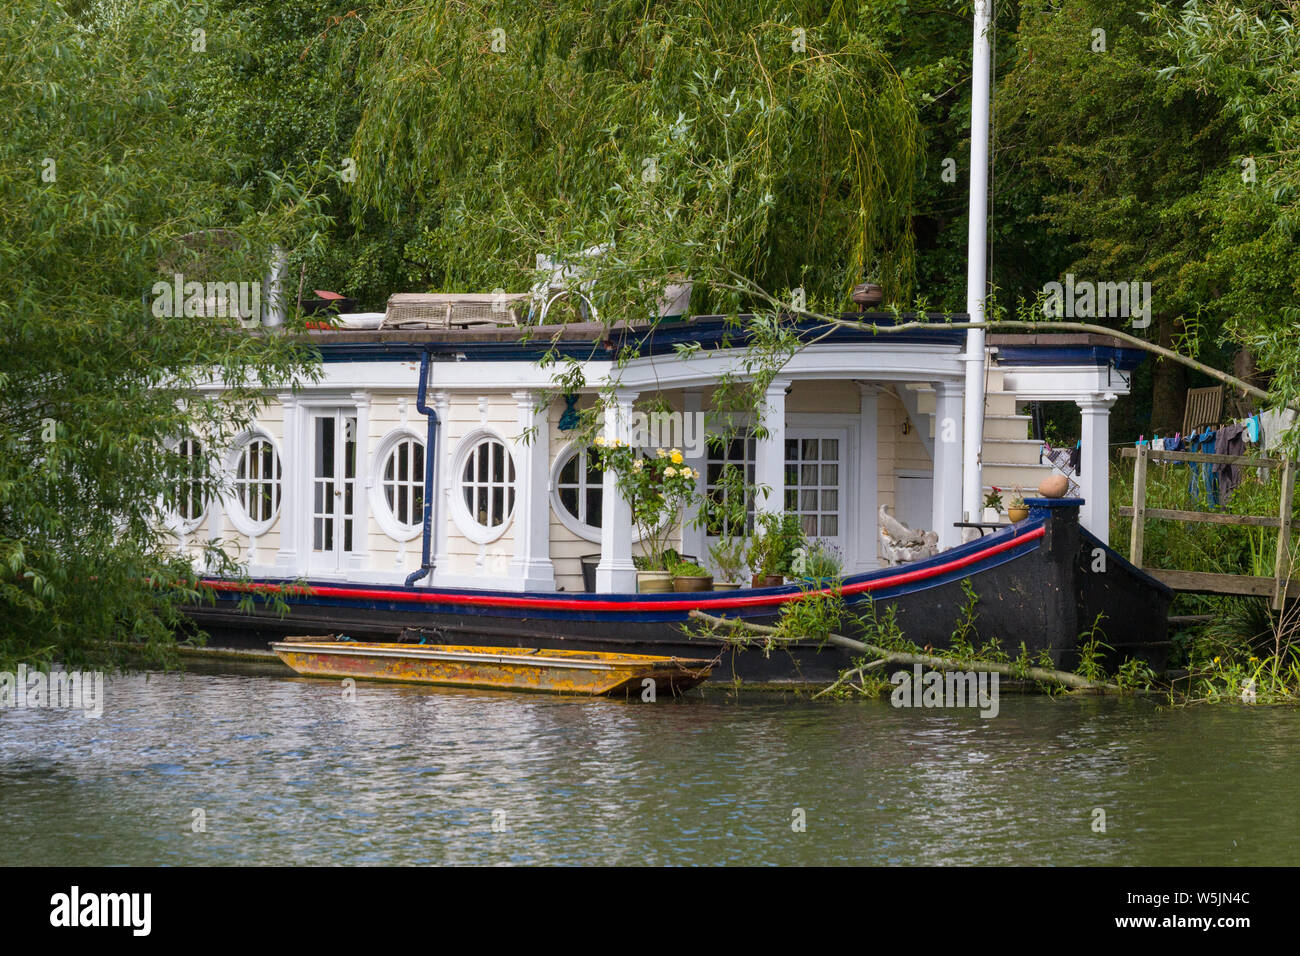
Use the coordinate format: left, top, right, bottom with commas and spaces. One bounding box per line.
343, 0, 921, 325
1146, 0, 1300, 410
0, 0, 327, 669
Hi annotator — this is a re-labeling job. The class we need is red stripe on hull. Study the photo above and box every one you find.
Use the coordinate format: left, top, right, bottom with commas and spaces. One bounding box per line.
204, 525, 1045, 613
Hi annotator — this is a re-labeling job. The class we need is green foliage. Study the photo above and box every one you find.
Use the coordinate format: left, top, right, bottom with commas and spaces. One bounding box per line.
857, 598, 917, 655
1145, 0, 1300, 432
344, 1, 922, 317
184, 0, 406, 309
1074, 613, 1113, 683
706, 537, 748, 583
796, 540, 843, 581
667, 556, 708, 577
747, 512, 806, 578
774, 585, 846, 648
0, 0, 326, 669
948, 578, 982, 658
1115, 656, 1159, 692
593, 439, 699, 570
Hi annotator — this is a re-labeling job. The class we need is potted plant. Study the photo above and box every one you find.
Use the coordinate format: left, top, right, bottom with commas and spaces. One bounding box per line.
668, 555, 713, 592
708, 537, 748, 590
632, 554, 673, 592
982, 486, 1004, 523
748, 512, 805, 588
594, 438, 700, 592
794, 540, 843, 587
1007, 487, 1029, 522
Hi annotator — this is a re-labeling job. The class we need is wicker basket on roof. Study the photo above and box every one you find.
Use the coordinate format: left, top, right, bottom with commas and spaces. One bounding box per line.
382, 292, 531, 329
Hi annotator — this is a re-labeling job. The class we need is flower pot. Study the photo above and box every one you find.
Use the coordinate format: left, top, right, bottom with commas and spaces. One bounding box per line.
713, 581, 743, 591
673, 574, 713, 592
636, 570, 674, 593
656, 279, 693, 319
579, 553, 601, 593
1007, 506, 1029, 522
982, 507, 1002, 523
751, 574, 784, 589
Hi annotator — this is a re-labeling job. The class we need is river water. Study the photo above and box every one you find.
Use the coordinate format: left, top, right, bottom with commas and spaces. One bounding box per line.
2, 663, 1298, 866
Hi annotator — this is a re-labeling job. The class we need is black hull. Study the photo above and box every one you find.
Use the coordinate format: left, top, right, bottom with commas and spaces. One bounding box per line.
187, 500, 1171, 683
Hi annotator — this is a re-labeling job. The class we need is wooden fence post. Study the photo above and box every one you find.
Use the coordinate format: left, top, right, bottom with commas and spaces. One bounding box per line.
1129, 444, 1148, 568
1273, 455, 1294, 610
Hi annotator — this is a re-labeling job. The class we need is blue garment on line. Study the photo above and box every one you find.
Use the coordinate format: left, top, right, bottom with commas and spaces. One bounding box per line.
1187, 429, 1218, 506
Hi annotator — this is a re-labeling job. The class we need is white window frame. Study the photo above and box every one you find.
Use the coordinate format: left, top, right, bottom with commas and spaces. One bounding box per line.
307, 407, 360, 574
549, 441, 605, 543
224, 430, 283, 537
450, 429, 517, 545
369, 427, 426, 542
165, 435, 208, 535
784, 428, 848, 543
701, 431, 757, 541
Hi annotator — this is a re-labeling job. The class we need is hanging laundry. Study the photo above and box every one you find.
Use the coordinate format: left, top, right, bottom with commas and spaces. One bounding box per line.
1188, 429, 1218, 506
1215, 423, 1246, 501
1068, 442, 1081, 475
1246, 414, 1260, 444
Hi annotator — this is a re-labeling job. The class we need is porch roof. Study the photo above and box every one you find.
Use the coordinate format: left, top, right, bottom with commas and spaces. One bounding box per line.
987, 333, 1148, 372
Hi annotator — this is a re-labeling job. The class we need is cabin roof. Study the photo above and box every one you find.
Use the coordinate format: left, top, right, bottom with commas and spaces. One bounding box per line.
296, 313, 968, 362
286, 313, 1149, 370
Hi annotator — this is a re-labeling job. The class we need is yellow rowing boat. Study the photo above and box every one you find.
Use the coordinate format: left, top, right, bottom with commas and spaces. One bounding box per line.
270, 640, 715, 697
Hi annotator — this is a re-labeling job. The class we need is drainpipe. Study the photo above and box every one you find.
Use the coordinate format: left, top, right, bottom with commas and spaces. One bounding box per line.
405, 350, 440, 587
961, 0, 993, 523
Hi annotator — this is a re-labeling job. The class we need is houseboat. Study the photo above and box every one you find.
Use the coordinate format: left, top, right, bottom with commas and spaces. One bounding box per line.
173, 297, 1170, 683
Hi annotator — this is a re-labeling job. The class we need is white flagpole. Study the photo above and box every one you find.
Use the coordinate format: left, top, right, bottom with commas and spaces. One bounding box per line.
962, 0, 993, 523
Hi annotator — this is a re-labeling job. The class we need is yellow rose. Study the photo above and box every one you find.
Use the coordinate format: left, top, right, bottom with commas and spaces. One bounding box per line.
594, 436, 606, 446
664, 466, 677, 477
671, 450, 684, 464
656, 448, 668, 458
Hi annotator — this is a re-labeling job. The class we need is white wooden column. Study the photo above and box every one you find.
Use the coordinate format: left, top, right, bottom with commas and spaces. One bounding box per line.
856, 383, 880, 570
275, 393, 302, 574
1077, 393, 1117, 544
429, 390, 451, 586
679, 390, 707, 563
509, 390, 556, 590
348, 390, 371, 571
931, 380, 964, 550
596, 389, 638, 592
754, 379, 789, 516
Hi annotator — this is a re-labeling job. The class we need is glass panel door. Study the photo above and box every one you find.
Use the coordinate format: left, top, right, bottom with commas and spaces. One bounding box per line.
310, 410, 357, 572
784, 429, 845, 552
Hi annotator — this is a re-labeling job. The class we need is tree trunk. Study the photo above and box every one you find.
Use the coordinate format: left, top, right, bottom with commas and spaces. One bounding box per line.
1150, 312, 1187, 434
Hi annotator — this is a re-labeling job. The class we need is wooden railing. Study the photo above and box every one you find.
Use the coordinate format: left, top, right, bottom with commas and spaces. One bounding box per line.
1119, 446, 1296, 608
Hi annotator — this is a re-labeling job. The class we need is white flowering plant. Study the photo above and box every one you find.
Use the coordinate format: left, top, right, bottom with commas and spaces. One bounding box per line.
593, 438, 700, 570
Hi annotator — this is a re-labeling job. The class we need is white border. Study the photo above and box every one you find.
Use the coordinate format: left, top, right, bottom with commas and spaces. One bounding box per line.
449, 428, 518, 545
369, 426, 427, 542
222, 428, 284, 537
549, 440, 603, 543
163, 435, 208, 536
